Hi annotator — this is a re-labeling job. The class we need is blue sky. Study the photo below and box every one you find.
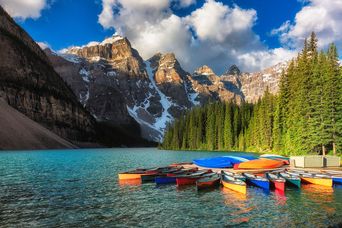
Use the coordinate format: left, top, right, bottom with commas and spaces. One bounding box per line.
1, 0, 341, 73
17, 0, 302, 50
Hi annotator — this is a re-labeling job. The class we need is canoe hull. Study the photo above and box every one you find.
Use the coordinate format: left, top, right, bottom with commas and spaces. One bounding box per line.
271, 180, 285, 192
222, 180, 247, 194
196, 178, 220, 190
247, 179, 270, 190
119, 169, 158, 180
155, 176, 176, 184
235, 158, 284, 170
333, 177, 342, 185
286, 179, 301, 188
119, 173, 144, 180
301, 177, 332, 187
177, 177, 201, 186
141, 174, 164, 182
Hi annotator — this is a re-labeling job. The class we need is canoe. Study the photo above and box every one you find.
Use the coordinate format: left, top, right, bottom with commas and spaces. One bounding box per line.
301, 176, 332, 187
167, 167, 198, 177
234, 158, 285, 170
118, 169, 159, 180
193, 156, 250, 168
266, 173, 286, 191
300, 174, 332, 187
221, 170, 246, 181
155, 176, 177, 184
140, 167, 183, 182
243, 173, 270, 190
279, 172, 301, 188
332, 176, 342, 185
221, 173, 247, 194
196, 173, 220, 190
141, 173, 164, 182
155, 170, 211, 185
290, 170, 342, 185
176, 170, 213, 186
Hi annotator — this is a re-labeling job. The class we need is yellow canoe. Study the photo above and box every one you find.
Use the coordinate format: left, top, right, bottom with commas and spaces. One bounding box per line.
221, 176, 247, 194
301, 177, 332, 187
118, 173, 146, 180
118, 169, 158, 180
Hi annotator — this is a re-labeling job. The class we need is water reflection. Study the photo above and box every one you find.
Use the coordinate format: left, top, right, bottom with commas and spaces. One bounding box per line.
221, 187, 253, 226
301, 184, 336, 215
118, 179, 142, 186
221, 187, 247, 202
1, 149, 342, 227
274, 189, 287, 205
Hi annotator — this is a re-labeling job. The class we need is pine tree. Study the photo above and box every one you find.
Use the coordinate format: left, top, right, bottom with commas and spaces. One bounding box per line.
206, 104, 216, 150
233, 106, 240, 148
161, 34, 342, 156
326, 43, 342, 155
223, 103, 233, 150
217, 104, 225, 150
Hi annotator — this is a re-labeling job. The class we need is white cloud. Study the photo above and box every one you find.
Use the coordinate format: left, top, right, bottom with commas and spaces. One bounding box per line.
237, 48, 296, 72
274, 0, 342, 49
185, 1, 256, 42
175, 0, 196, 8
98, 0, 295, 73
0, 0, 48, 19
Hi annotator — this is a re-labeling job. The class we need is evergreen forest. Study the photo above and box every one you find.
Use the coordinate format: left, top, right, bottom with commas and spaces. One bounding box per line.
161, 33, 342, 156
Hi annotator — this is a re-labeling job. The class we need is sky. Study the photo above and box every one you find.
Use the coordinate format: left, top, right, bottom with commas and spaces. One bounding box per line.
1, 0, 342, 74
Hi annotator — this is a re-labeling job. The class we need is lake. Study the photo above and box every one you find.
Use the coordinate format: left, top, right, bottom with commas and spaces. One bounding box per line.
0, 148, 341, 227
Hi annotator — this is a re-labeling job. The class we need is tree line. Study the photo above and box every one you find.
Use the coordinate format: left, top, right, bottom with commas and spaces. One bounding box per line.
161, 33, 342, 156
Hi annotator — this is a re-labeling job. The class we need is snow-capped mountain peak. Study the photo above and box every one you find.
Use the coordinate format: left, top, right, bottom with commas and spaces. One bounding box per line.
45, 35, 289, 142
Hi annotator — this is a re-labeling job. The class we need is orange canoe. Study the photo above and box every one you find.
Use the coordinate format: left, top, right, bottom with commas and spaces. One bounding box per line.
234, 158, 284, 170
118, 169, 158, 180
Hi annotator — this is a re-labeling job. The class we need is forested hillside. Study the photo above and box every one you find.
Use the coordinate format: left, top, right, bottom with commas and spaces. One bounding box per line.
161, 33, 342, 156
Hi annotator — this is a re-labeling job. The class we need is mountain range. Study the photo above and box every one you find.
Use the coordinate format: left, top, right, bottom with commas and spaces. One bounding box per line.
45, 36, 287, 142
0, 5, 288, 149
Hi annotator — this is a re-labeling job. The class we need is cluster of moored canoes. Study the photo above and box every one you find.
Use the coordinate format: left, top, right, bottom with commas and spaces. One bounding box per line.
193, 154, 289, 169
118, 164, 342, 194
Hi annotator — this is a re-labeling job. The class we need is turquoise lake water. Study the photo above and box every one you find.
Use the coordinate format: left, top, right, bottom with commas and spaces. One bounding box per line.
0, 148, 341, 227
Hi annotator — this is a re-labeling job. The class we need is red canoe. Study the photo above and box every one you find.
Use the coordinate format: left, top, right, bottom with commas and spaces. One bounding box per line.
196, 173, 220, 190
176, 170, 212, 186
234, 158, 284, 170
266, 173, 286, 192
167, 167, 198, 177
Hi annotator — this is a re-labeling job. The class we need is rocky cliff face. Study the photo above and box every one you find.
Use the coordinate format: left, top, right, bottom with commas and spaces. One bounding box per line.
238, 62, 287, 103
189, 65, 244, 104
47, 35, 287, 142
220, 62, 287, 103
0, 6, 95, 142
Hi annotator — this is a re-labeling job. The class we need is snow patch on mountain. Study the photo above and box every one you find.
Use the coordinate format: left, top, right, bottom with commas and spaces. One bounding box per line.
79, 68, 90, 82
80, 89, 89, 106
145, 61, 173, 133
107, 71, 117, 77
188, 92, 200, 105
127, 105, 162, 142
59, 53, 82, 63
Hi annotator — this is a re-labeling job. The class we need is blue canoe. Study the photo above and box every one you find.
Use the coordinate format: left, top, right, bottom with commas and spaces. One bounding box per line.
244, 173, 270, 191
155, 176, 176, 184
193, 155, 255, 168
332, 176, 342, 185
